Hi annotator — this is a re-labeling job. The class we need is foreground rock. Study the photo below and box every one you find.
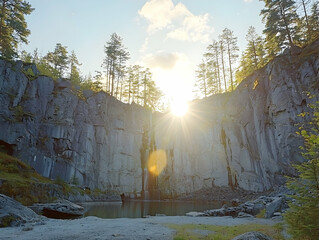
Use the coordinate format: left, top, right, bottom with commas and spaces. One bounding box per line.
232, 231, 273, 240
31, 199, 84, 219
0, 194, 42, 227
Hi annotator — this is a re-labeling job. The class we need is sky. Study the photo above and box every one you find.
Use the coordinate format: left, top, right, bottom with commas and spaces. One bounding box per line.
22, 0, 265, 102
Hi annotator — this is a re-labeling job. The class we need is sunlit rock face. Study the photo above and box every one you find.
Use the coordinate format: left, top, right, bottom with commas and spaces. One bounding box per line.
154, 41, 319, 194
0, 40, 318, 197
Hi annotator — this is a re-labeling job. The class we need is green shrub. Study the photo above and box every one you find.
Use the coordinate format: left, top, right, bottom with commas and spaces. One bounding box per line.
284, 98, 319, 240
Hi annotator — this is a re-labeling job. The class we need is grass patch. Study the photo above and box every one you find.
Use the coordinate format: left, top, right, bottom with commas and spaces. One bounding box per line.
166, 223, 285, 240
0, 152, 53, 205
256, 208, 266, 218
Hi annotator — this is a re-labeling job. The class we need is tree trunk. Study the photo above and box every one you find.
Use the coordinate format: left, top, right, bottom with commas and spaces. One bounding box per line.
252, 41, 258, 69
226, 42, 234, 91
220, 42, 227, 92
280, 4, 294, 48
302, 0, 312, 41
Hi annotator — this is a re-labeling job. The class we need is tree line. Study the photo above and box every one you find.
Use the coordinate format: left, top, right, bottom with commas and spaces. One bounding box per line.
194, 0, 319, 98
101, 33, 162, 110
19, 35, 163, 111
0, 1, 162, 111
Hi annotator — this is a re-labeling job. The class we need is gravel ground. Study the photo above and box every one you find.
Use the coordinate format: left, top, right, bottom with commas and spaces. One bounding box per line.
0, 216, 280, 240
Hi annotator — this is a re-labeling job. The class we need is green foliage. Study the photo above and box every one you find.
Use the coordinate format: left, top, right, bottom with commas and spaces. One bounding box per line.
36, 59, 59, 80
103, 32, 130, 97
0, 215, 16, 228
45, 43, 69, 78
260, 0, 300, 49
9, 105, 33, 122
121, 64, 163, 111
235, 26, 267, 84
0, 0, 34, 60
22, 67, 36, 80
284, 99, 319, 240
0, 152, 52, 205
54, 176, 73, 194
71, 173, 79, 185
256, 208, 266, 218
167, 223, 284, 240
69, 50, 81, 86
196, 28, 239, 97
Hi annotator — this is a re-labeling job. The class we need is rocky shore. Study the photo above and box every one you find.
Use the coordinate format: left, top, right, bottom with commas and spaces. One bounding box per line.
0, 190, 288, 239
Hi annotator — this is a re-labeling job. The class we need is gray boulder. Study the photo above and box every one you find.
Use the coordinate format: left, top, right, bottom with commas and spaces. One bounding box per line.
31, 199, 84, 219
232, 231, 273, 240
265, 197, 283, 218
0, 194, 42, 227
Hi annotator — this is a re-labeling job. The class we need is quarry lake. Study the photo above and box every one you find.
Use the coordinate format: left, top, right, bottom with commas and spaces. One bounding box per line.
80, 200, 223, 218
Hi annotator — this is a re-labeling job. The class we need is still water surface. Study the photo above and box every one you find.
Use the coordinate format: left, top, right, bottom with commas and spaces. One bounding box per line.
81, 200, 223, 219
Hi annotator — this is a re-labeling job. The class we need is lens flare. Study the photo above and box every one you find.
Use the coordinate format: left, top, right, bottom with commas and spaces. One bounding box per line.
147, 150, 167, 176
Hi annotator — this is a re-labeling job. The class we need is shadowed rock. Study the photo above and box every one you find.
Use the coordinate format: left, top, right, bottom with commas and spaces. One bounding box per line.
0, 194, 42, 227
31, 199, 84, 219
232, 231, 273, 240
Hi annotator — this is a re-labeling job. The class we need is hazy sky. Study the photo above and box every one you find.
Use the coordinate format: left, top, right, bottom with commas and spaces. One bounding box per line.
22, 0, 265, 101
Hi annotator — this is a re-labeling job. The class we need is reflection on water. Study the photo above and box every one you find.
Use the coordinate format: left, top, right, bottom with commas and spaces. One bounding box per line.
81, 200, 222, 219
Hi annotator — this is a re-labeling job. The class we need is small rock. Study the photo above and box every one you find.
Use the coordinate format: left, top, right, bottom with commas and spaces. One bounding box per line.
237, 212, 254, 218
186, 211, 205, 217
231, 198, 240, 207
155, 214, 166, 217
232, 231, 273, 240
22, 226, 33, 231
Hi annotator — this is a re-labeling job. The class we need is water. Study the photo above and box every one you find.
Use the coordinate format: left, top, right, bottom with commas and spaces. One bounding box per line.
81, 200, 223, 219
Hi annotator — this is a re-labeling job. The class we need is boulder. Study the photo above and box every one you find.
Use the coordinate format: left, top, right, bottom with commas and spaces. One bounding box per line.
265, 197, 283, 218
232, 231, 273, 240
31, 199, 84, 219
0, 194, 42, 227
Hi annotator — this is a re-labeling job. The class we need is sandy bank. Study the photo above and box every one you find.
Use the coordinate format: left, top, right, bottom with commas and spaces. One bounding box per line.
0, 216, 280, 240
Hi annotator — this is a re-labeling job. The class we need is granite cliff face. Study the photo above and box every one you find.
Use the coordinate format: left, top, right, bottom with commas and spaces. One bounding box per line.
154, 41, 319, 196
0, 61, 152, 196
0, 41, 318, 198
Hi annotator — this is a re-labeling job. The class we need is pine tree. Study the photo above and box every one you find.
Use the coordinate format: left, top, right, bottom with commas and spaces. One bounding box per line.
221, 28, 239, 91
235, 26, 267, 83
46, 43, 69, 78
103, 33, 130, 97
195, 61, 210, 98
210, 40, 222, 93
69, 51, 81, 85
218, 36, 228, 92
309, 2, 319, 40
284, 99, 319, 239
260, 0, 300, 49
0, 0, 33, 60
298, 0, 312, 42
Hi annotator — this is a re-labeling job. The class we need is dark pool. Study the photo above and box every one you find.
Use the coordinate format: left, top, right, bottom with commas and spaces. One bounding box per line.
80, 200, 223, 219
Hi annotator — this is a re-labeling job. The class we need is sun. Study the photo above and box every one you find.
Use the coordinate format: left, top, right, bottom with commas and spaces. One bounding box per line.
170, 100, 188, 117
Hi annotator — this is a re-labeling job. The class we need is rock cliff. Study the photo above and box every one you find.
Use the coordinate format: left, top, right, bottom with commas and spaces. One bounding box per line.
154, 40, 319, 196
0, 61, 152, 196
0, 40, 318, 198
